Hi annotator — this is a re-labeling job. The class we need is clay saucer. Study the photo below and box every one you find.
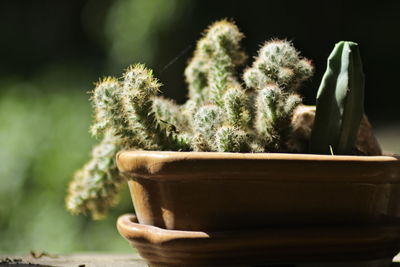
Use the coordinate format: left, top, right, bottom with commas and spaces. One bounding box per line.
117, 214, 400, 266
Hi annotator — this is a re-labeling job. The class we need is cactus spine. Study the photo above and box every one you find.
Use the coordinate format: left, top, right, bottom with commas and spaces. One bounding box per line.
309, 41, 365, 155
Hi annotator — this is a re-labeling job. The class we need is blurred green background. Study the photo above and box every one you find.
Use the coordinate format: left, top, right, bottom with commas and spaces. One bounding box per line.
0, 0, 399, 254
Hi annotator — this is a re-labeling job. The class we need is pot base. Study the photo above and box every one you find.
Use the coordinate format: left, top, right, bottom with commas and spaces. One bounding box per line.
117, 214, 400, 266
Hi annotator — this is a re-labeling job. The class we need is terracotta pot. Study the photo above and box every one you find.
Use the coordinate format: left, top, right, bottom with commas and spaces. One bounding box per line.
116, 151, 400, 231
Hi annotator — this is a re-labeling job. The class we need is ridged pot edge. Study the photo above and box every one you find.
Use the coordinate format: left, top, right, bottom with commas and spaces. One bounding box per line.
116, 150, 400, 183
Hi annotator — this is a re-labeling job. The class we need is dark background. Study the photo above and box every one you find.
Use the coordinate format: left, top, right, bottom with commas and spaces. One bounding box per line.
0, 0, 399, 253
1, 1, 399, 121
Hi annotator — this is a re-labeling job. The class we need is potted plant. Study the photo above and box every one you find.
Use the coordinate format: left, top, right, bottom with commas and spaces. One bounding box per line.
66, 20, 400, 266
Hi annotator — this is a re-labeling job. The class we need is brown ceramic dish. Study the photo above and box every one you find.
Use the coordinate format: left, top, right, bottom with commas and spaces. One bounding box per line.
117, 151, 400, 231
117, 214, 400, 266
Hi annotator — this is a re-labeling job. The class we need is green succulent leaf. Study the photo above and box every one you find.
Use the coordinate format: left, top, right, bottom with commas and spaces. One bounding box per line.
310, 41, 365, 155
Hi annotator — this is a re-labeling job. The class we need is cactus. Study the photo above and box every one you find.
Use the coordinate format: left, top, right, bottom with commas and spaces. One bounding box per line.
192, 105, 225, 151
67, 20, 329, 218
185, 19, 247, 108
223, 84, 251, 130
215, 126, 251, 152
152, 96, 191, 134
243, 40, 313, 92
205, 20, 246, 107
243, 40, 314, 151
90, 77, 152, 149
255, 85, 302, 151
121, 64, 192, 151
66, 131, 123, 219
309, 41, 365, 155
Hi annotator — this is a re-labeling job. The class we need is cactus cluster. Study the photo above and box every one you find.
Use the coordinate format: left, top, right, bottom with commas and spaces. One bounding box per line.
66, 20, 325, 218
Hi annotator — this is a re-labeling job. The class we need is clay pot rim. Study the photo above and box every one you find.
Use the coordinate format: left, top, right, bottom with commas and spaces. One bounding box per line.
118, 150, 399, 162
117, 150, 400, 183
117, 150, 400, 173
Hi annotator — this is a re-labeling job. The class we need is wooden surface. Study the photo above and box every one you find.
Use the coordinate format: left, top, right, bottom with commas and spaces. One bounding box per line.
0, 253, 146, 267
1, 253, 400, 266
